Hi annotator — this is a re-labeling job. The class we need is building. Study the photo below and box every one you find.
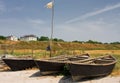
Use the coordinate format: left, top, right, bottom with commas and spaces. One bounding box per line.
6, 35, 18, 41
20, 35, 37, 41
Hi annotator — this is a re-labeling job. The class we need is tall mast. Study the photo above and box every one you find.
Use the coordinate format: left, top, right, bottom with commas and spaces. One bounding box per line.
50, 0, 54, 57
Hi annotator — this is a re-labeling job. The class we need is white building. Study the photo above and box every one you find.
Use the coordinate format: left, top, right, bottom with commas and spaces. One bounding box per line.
20, 35, 37, 41
6, 35, 18, 41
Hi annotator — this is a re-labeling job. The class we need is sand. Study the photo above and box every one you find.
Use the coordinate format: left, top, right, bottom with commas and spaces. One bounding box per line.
0, 69, 120, 83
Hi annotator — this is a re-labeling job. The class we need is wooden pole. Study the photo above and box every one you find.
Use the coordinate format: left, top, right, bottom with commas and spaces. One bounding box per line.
50, 0, 54, 57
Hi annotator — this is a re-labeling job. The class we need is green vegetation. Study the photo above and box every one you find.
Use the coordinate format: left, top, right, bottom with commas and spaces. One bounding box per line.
86, 40, 102, 44
0, 35, 6, 40
37, 36, 64, 42
0, 35, 120, 44
38, 36, 49, 41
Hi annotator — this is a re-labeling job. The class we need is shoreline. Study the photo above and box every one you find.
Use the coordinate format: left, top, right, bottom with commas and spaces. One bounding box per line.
0, 69, 120, 83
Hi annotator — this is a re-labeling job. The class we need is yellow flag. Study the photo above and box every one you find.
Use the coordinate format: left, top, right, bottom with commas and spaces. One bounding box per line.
46, 2, 53, 8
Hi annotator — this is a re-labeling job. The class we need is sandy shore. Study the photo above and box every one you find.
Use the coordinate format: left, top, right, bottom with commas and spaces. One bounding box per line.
0, 69, 120, 83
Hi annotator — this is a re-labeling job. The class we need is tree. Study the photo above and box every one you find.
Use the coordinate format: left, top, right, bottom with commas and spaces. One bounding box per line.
58, 39, 64, 42
86, 40, 102, 44
72, 40, 82, 43
38, 36, 49, 41
110, 42, 120, 44
53, 38, 58, 41
0, 35, 6, 40
53, 38, 64, 42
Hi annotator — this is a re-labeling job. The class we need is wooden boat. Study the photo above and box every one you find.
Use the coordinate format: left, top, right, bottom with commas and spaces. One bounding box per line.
2, 57, 36, 71
35, 53, 90, 75
68, 55, 117, 81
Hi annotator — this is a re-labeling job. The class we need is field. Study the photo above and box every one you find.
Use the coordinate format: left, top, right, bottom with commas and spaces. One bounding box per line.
0, 49, 120, 75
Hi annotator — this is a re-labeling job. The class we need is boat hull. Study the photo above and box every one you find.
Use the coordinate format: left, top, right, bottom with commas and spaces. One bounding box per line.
2, 58, 36, 71
69, 60, 116, 81
35, 60, 65, 75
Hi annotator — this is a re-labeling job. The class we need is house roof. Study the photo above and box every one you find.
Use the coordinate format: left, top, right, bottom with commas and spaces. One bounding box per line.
20, 35, 37, 38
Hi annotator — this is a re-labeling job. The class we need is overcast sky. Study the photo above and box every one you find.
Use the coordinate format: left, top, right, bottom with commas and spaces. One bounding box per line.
0, 0, 120, 43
